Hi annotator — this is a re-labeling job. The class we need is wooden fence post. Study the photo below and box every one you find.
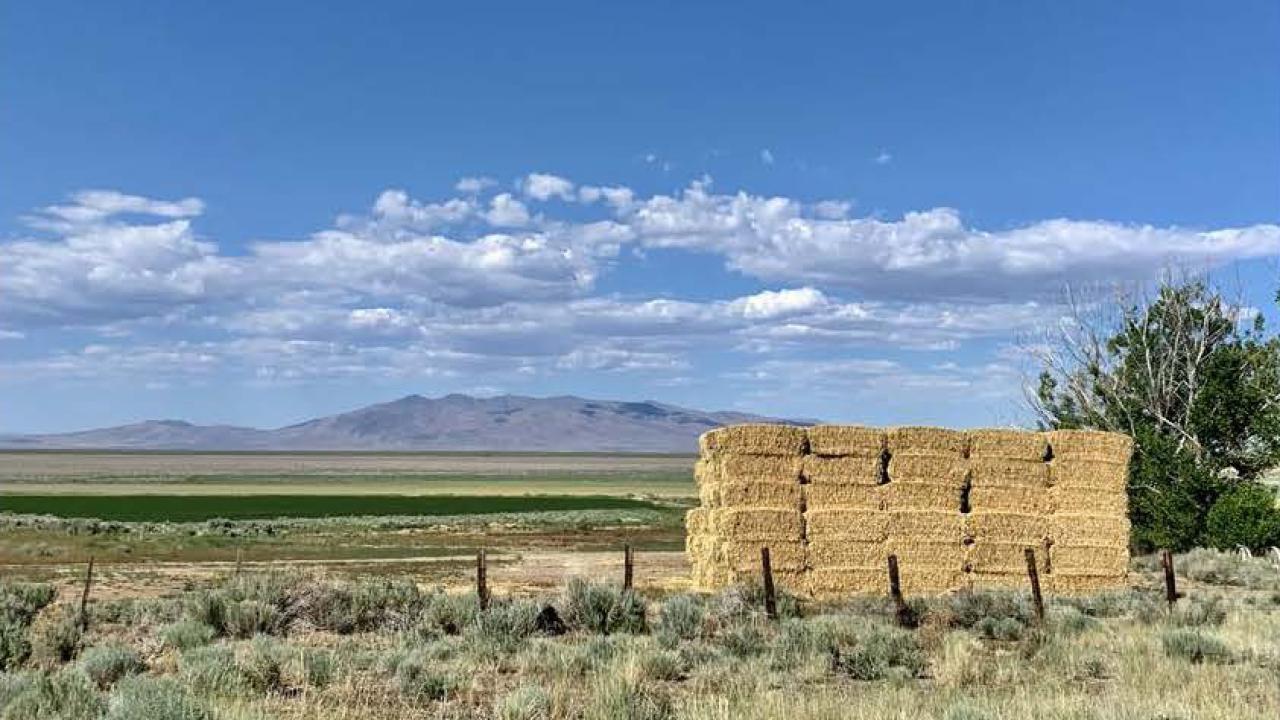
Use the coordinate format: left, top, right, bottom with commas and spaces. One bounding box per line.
234, 548, 243, 577
1161, 549, 1181, 611
477, 549, 490, 611
886, 554, 914, 627
78, 556, 95, 631
760, 546, 778, 621
623, 544, 634, 591
1024, 547, 1045, 625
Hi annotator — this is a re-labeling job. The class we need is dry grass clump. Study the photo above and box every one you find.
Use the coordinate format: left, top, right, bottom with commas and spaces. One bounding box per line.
699, 425, 808, 456
806, 425, 885, 458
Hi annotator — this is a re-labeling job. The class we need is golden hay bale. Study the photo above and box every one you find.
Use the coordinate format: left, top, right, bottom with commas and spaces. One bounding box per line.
887, 510, 966, 543
967, 542, 1040, 573
700, 424, 808, 457
1048, 573, 1127, 594
686, 508, 710, 535
715, 508, 804, 540
886, 454, 968, 486
808, 567, 888, 597
968, 571, 1032, 591
803, 483, 886, 511
884, 481, 964, 512
806, 425, 885, 458
1049, 544, 1129, 575
1049, 514, 1130, 546
885, 539, 967, 566
714, 481, 803, 510
802, 455, 883, 486
968, 457, 1050, 489
717, 454, 805, 484
805, 509, 890, 541
807, 539, 886, 569
966, 429, 1049, 460
886, 426, 968, 456
1046, 430, 1133, 462
698, 482, 722, 508
968, 484, 1047, 514
1049, 486, 1127, 516
897, 566, 968, 595
964, 512, 1047, 543
719, 540, 806, 571
1048, 460, 1128, 492
694, 456, 719, 485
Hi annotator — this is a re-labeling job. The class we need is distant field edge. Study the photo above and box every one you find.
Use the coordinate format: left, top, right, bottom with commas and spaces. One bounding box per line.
0, 493, 664, 522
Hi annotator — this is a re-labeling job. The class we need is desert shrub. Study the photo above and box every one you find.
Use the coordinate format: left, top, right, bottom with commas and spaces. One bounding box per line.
415, 592, 479, 638
931, 591, 1034, 634
0, 623, 33, 672
707, 584, 801, 627
469, 599, 540, 654
655, 595, 704, 640
633, 645, 685, 682
299, 648, 335, 688
932, 631, 989, 689
105, 675, 212, 720
1203, 482, 1280, 552
303, 579, 423, 634
393, 650, 457, 702
221, 570, 301, 611
0, 584, 56, 628
240, 637, 286, 695
583, 673, 672, 720
31, 608, 83, 664
1176, 548, 1280, 590
495, 684, 551, 720
1169, 593, 1229, 627
562, 579, 647, 635
766, 620, 823, 671
182, 592, 228, 636
224, 600, 284, 639
178, 645, 243, 696
78, 643, 144, 689
0, 668, 104, 720
826, 621, 926, 681
1055, 590, 1158, 619
973, 616, 1025, 641
159, 620, 216, 651
1161, 628, 1233, 664
1047, 606, 1100, 637
716, 621, 767, 658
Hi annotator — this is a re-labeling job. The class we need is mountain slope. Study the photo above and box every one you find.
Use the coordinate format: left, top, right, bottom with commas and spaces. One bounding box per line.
0, 394, 805, 452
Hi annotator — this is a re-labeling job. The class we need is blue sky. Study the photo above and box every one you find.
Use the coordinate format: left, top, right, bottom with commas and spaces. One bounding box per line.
1, 1, 1278, 432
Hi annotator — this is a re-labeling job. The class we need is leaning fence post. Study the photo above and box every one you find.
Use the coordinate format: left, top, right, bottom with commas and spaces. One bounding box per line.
760, 546, 778, 621
476, 549, 490, 611
623, 544, 634, 591
78, 556, 95, 631
1161, 549, 1181, 611
1024, 547, 1045, 625
887, 554, 913, 627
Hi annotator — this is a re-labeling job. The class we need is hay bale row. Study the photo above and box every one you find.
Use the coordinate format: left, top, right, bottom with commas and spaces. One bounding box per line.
807, 539, 886, 568
1049, 485, 1126, 516
803, 483, 885, 511
700, 425, 808, 457
886, 454, 968, 485
968, 429, 1049, 461
805, 509, 889, 541
886, 427, 968, 456
715, 508, 804, 541
1048, 460, 1127, 492
968, 484, 1047, 514
969, 457, 1049, 488
802, 455, 882, 486
807, 425, 885, 458
698, 482, 803, 511
1049, 544, 1129, 575
888, 511, 966, 544
808, 568, 886, 598
1046, 430, 1134, 462
884, 482, 964, 511
964, 512, 1047, 544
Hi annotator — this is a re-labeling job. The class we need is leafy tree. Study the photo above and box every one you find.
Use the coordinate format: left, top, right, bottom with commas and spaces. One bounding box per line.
1029, 277, 1280, 552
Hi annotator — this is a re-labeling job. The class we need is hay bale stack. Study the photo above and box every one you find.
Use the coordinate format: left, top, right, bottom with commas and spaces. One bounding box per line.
1045, 430, 1132, 593
884, 430, 967, 515
807, 425, 885, 458
700, 424, 809, 457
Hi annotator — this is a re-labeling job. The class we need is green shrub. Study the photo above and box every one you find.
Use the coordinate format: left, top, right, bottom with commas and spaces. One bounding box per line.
932, 591, 1034, 632
299, 648, 335, 688
655, 595, 704, 640
105, 675, 212, 720
1203, 482, 1280, 552
1170, 594, 1229, 627
767, 620, 822, 671
0, 668, 104, 720
1047, 606, 1100, 637
495, 684, 551, 720
973, 616, 1025, 641
1176, 548, 1280, 590
393, 650, 457, 702
0, 584, 56, 628
178, 645, 243, 696
716, 621, 767, 658
415, 592, 479, 638
303, 579, 422, 634
562, 580, 647, 635
31, 609, 83, 664
78, 643, 144, 689
159, 621, 216, 651
634, 646, 685, 682
469, 599, 540, 654
182, 592, 228, 636
583, 673, 672, 720
827, 623, 926, 681
0, 622, 33, 672
240, 636, 285, 694
1161, 629, 1233, 664
224, 600, 284, 639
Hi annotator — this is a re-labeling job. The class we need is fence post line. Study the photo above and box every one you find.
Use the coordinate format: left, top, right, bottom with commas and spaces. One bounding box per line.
760, 546, 778, 621
78, 556, 95, 632
477, 549, 490, 611
886, 554, 913, 627
1024, 547, 1045, 625
623, 544, 634, 591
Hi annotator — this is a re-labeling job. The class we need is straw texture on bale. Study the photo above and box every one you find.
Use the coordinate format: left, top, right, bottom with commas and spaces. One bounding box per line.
1046, 430, 1134, 462
700, 424, 808, 456
967, 429, 1049, 460
884, 481, 964, 512
802, 455, 883, 486
803, 483, 885, 511
886, 454, 968, 486
806, 425, 885, 458
690, 423, 1131, 595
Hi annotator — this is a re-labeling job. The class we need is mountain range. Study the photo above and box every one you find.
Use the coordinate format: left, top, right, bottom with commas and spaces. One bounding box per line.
0, 394, 805, 452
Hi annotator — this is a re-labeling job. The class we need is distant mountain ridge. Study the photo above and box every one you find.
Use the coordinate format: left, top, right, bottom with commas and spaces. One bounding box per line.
0, 394, 808, 452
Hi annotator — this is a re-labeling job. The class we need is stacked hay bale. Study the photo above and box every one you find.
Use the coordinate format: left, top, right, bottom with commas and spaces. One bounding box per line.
688, 425, 807, 592
804, 425, 889, 599
964, 430, 1051, 589
688, 424, 1132, 597
883, 427, 969, 594
1046, 430, 1133, 593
